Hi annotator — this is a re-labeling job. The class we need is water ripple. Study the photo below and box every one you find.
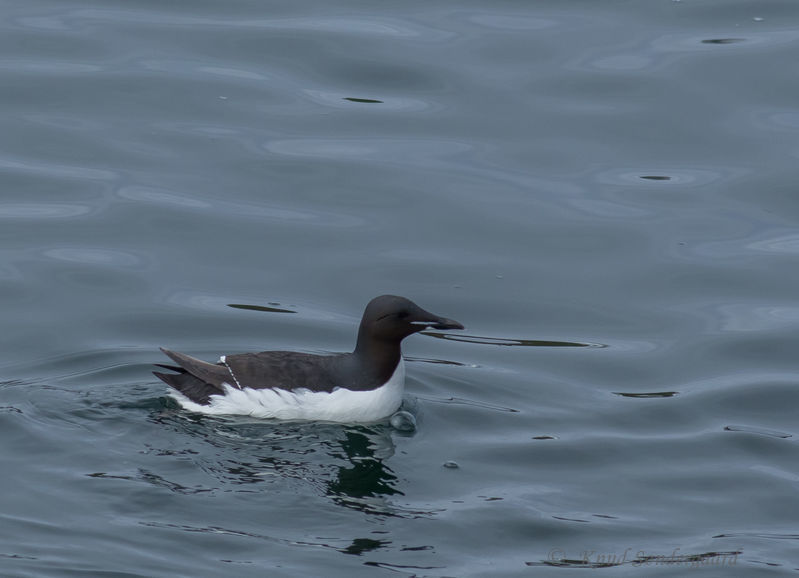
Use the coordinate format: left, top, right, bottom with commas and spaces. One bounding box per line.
566, 198, 652, 218
715, 304, 799, 332
652, 29, 799, 53
16, 15, 71, 31
595, 166, 745, 188
0, 156, 116, 181
0, 204, 92, 219
725, 426, 791, 439
264, 138, 471, 165
117, 186, 211, 209
745, 231, 799, 254
164, 291, 351, 325
302, 90, 434, 113
22, 113, 106, 131
752, 110, 799, 131
589, 54, 653, 71
467, 14, 555, 31
43, 247, 144, 268
424, 333, 604, 348
690, 229, 799, 258
196, 65, 266, 81
73, 9, 452, 40
117, 184, 356, 225
138, 59, 272, 83
0, 59, 102, 74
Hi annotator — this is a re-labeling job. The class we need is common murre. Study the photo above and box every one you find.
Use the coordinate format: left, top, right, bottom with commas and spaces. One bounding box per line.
153, 295, 464, 422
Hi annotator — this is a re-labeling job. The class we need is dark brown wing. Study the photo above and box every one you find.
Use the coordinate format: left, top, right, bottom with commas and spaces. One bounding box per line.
153, 368, 220, 404
153, 348, 232, 404
158, 348, 231, 388
223, 351, 341, 393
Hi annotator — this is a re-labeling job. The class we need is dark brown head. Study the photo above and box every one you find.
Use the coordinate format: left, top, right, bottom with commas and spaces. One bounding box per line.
355, 294, 464, 347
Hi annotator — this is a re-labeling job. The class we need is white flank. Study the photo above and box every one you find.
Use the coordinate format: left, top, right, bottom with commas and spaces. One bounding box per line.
169, 359, 405, 423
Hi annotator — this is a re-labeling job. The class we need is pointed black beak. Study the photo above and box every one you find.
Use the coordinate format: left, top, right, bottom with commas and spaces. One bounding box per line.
406, 302, 464, 332
410, 315, 464, 331
430, 317, 464, 330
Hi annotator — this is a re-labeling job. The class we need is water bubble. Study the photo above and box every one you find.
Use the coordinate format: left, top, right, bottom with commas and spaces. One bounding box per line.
389, 410, 416, 432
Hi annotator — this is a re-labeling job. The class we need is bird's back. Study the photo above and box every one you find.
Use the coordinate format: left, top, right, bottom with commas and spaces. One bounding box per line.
221, 351, 343, 392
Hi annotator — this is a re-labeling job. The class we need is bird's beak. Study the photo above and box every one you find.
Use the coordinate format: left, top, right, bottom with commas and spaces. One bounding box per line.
429, 317, 464, 330
410, 313, 464, 331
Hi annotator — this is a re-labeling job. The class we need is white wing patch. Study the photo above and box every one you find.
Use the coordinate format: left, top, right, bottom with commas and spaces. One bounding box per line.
169, 359, 405, 423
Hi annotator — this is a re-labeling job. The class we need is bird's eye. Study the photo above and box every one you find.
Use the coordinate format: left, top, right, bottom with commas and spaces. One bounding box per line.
398, 311, 409, 319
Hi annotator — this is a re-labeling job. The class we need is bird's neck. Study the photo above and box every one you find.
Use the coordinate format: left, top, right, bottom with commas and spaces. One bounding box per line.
353, 333, 402, 381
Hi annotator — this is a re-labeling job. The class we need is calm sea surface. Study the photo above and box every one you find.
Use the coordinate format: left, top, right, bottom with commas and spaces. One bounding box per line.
2, 0, 799, 576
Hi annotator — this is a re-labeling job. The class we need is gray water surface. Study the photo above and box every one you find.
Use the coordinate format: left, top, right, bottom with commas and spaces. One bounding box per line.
2, 1, 799, 576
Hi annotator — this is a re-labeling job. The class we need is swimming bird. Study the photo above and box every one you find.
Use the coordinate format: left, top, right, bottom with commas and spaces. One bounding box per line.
154, 295, 463, 422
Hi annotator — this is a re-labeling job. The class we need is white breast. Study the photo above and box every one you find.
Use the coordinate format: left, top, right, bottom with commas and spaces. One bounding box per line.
169, 358, 406, 423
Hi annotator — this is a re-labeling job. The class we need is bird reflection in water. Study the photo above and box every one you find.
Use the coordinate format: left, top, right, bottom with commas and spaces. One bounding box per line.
150, 408, 428, 516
